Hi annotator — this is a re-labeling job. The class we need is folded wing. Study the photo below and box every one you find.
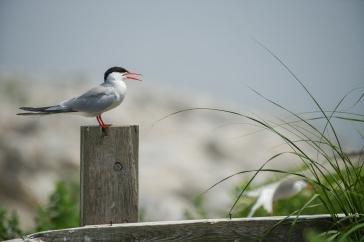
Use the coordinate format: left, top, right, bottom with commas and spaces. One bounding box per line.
61, 85, 116, 114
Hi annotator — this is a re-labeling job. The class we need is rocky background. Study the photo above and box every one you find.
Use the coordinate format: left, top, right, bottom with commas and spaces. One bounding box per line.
0, 73, 337, 230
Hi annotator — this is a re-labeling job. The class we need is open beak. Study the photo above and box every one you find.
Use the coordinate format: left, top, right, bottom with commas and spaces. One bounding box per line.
125, 72, 142, 81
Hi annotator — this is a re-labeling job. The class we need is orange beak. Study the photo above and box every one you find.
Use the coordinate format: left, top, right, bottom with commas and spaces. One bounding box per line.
125, 72, 142, 81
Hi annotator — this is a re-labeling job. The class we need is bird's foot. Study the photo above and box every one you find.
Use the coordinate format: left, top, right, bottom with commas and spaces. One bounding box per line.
100, 124, 112, 129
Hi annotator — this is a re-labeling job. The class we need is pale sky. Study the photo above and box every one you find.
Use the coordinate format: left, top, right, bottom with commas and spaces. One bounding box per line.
1, 0, 363, 147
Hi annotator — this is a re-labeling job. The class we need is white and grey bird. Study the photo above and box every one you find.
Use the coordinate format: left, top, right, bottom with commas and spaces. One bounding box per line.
245, 178, 312, 217
17, 66, 142, 128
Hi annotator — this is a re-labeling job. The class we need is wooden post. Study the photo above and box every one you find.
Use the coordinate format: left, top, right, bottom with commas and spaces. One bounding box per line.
80, 126, 138, 226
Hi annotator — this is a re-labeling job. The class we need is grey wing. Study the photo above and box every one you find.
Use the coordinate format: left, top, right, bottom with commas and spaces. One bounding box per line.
61, 85, 116, 113
272, 178, 298, 200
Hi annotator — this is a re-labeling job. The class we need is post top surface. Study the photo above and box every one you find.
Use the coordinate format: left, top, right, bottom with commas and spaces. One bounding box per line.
81, 125, 138, 129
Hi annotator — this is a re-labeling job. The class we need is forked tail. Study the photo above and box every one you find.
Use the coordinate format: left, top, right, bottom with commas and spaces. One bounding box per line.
17, 105, 77, 115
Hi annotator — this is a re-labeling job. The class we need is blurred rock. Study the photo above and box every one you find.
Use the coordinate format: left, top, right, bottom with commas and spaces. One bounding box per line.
0, 73, 299, 230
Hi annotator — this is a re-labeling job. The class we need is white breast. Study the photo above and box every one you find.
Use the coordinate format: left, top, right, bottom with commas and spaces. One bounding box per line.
105, 80, 127, 112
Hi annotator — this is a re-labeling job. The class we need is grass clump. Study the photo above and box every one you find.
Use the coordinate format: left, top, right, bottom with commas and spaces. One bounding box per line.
164, 42, 364, 241
0, 208, 22, 240
35, 180, 79, 231
0, 180, 80, 239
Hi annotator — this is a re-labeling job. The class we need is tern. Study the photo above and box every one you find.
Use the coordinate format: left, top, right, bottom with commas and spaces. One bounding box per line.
17, 66, 142, 128
245, 178, 312, 217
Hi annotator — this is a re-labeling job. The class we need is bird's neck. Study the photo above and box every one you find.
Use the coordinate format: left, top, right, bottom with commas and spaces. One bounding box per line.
105, 79, 127, 95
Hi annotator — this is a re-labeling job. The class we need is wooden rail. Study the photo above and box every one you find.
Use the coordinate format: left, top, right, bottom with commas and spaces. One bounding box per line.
16, 215, 336, 242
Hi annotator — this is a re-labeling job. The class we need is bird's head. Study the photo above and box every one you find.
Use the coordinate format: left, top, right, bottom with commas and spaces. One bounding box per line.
293, 180, 309, 191
293, 179, 314, 193
104, 66, 142, 82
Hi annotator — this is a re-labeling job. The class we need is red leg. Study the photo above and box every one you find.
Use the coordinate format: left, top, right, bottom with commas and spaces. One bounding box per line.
99, 115, 111, 128
98, 115, 105, 126
96, 115, 104, 128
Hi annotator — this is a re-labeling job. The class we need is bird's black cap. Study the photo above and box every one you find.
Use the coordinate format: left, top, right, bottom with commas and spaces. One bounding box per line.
104, 66, 129, 81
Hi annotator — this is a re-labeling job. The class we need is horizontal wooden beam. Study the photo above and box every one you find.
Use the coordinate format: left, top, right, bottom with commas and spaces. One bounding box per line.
24, 215, 338, 242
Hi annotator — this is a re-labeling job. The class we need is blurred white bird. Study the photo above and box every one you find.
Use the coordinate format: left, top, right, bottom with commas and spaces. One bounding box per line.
245, 178, 312, 217
17, 66, 142, 128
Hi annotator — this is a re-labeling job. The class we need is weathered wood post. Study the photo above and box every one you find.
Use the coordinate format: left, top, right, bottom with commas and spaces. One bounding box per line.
80, 126, 138, 226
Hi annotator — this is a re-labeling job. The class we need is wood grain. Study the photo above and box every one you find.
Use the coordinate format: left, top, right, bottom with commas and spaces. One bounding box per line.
27, 215, 338, 242
80, 126, 138, 226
